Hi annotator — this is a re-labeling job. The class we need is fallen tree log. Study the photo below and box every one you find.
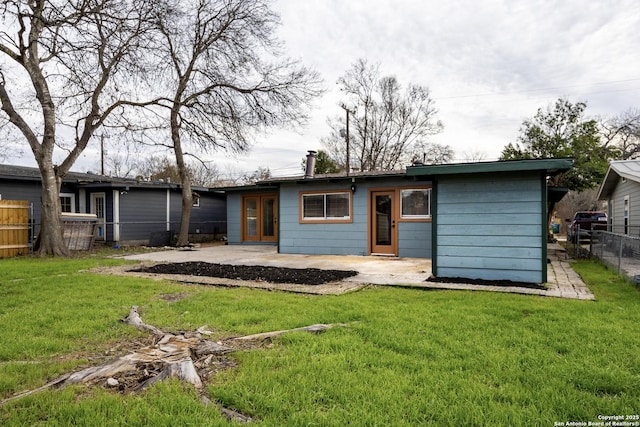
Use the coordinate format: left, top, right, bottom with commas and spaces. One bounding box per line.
1, 305, 348, 422
230, 323, 347, 341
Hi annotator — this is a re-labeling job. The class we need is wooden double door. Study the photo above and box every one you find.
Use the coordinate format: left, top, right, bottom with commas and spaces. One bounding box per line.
242, 194, 277, 242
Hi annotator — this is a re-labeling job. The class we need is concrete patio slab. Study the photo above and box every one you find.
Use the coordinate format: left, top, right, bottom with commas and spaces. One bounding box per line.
118, 243, 594, 300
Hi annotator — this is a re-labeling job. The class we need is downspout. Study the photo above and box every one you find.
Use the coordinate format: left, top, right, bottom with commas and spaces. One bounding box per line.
113, 190, 120, 242
166, 189, 171, 232
541, 172, 548, 283
431, 178, 438, 277
277, 186, 281, 253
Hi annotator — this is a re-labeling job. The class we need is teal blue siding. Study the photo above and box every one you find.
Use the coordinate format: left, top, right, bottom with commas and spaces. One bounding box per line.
226, 193, 242, 244
277, 179, 432, 258
436, 172, 544, 283
398, 222, 432, 258
279, 181, 368, 255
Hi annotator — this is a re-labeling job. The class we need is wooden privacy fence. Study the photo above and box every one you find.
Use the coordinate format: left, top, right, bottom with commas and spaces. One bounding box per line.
0, 200, 30, 258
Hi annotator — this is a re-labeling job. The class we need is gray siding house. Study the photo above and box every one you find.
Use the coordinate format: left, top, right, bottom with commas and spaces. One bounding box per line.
225, 157, 572, 284
0, 164, 226, 246
597, 160, 640, 235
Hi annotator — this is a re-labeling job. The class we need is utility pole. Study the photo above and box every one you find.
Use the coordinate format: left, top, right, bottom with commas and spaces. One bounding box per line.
101, 134, 105, 175
340, 104, 354, 176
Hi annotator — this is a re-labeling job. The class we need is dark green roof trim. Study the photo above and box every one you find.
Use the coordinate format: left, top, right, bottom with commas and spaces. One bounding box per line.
259, 171, 407, 185
216, 184, 279, 192
407, 158, 573, 177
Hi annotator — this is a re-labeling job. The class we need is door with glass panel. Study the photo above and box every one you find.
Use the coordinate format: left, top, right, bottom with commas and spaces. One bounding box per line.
370, 190, 397, 255
90, 193, 106, 241
242, 194, 277, 242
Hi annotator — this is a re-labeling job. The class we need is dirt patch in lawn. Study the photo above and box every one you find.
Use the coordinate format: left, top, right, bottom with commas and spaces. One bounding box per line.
94, 262, 367, 295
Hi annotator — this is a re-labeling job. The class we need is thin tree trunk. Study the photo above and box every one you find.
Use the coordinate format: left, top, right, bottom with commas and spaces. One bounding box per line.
171, 102, 192, 247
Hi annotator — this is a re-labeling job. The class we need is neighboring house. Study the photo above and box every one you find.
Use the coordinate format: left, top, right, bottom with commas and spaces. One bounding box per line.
597, 160, 640, 236
0, 164, 226, 246
225, 154, 572, 284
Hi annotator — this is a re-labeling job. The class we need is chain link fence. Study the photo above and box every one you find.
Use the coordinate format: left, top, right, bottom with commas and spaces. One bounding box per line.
28, 220, 227, 250
588, 230, 640, 283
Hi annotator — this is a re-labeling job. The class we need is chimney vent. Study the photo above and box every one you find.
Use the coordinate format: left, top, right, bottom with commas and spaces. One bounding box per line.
304, 150, 317, 179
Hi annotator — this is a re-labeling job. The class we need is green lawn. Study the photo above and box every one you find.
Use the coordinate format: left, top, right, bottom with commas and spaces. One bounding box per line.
1, 255, 639, 426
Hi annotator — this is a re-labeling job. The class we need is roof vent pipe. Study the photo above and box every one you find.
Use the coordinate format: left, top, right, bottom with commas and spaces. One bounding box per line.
304, 150, 317, 179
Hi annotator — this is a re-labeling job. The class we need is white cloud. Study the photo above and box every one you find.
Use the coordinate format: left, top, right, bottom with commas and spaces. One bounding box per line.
6, 0, 640, 175
252, 0, 640, 169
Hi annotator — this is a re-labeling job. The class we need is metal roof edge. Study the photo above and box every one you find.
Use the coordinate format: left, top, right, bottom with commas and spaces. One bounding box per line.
407, 158, 574, 177
609, 160, 640, 182
596, 161, 640, 200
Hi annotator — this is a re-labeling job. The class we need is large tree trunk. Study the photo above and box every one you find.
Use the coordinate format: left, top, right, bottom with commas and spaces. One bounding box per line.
36, 169, 69, 256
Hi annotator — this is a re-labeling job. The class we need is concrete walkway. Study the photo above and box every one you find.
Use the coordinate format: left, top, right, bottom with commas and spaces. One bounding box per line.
121, 244, 594, 300
545, 243, 595, 300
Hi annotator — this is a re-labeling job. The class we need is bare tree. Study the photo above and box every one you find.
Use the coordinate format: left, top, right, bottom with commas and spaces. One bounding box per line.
322, 59, 444, 172
461, 150, 488, 162
410, 141, 454, 165
599, 108, 640, 160
240, 166, 271, 185
94, 133, 149, 177
188, 161, 221, 187
149, 0, 323, 246
555, 189, 604, 229
0, 0, 156, 255
134, 155, 221, 187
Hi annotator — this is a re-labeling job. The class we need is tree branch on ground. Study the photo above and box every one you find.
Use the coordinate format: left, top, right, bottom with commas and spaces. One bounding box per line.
0, 305, 347, 422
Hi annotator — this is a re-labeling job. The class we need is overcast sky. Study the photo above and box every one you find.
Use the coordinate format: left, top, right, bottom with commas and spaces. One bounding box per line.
6, 0, 640, 179
236, 0, 640, 177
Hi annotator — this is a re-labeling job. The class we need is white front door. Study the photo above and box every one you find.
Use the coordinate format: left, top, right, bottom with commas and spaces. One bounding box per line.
91, 193, 106, 240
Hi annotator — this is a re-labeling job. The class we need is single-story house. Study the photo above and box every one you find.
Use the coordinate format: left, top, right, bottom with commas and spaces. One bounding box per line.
225, 155, 573, 284
0, 164, 226, 246
597, 159, 640, 235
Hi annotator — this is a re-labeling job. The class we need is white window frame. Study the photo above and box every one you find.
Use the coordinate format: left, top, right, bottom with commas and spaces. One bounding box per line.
400, 188, 431, 219
59, 192, 76, 213
301, 191, 351, 221
624, 195, 630, 235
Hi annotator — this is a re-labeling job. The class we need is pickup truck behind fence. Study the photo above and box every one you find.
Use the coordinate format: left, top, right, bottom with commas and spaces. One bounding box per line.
567, 211, 608, 243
